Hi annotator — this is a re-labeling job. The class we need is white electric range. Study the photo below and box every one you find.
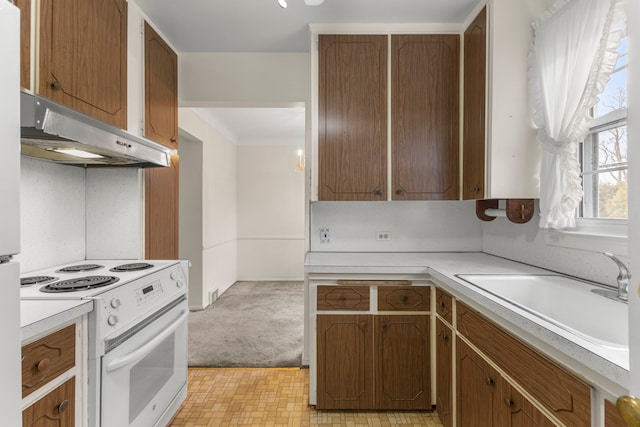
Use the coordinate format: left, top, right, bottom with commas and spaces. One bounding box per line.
20, 259, 189, 427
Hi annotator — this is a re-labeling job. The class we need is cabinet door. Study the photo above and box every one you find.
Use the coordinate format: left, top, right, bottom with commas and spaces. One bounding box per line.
391, 35, 459, 200
501, 382, 556, 427
16, 0, 30, 90
375, 315, 430, 409
318, 35, 387, 201
436, 319, 453, 427
457, 338, 499, 427
39, 0, 127, 129
145, 22, 178, 149
145, 154, 179, 259
23, 377, 75, 427
462, 7, 487, 200
316, 314, 374, 409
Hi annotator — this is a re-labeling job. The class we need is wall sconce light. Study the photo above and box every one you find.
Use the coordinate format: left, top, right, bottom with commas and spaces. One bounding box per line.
278, 0, 287, 8
296, 149, 305, 172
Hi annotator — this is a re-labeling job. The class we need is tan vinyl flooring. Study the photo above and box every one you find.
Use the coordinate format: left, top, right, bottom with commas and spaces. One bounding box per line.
169, 368, 444, 427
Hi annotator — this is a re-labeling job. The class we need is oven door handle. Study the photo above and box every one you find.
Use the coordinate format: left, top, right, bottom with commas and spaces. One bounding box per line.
105, 309, 188, 373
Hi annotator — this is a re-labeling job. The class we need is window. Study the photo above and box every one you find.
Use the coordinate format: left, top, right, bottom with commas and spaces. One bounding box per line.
578, 34, 628, 220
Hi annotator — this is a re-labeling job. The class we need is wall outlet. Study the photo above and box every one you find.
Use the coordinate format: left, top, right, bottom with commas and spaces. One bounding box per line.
320, 228, 330, 243
209, 289, 219, 304
375, 231, 391, 241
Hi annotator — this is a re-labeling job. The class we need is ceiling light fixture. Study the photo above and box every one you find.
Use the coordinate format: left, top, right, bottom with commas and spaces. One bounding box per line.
304, 0, 325, 5
278, 0, 287, 8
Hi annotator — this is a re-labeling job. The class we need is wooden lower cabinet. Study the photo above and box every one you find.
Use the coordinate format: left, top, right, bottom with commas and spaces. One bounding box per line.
457, 338, 500, 426
457, 339, 555, 427
23, 377, 75, 427
605, 399, 626, 427
316, 314, 430, 410
436, 319, 453, 427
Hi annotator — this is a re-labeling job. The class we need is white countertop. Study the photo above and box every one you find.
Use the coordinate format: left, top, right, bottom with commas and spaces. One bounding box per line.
21, 299, 93, 343
305, 251, 629, 393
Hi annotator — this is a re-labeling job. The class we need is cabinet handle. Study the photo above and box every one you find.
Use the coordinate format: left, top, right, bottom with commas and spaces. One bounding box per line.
57, 400, 69, 413
504, 398, 515, 408
442, 333, 449, 342
339, 294, 346, 301
395, 188, 405, 195
51, 80, 62, 90
485, 377, 495, 386
171, 137, 177, 143
401, 295, 408, 302
374, 188, 383, 197
36, 358, 51, 373
439, 301, 446, 308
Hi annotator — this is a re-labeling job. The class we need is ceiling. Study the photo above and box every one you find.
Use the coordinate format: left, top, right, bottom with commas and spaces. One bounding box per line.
134, 0, 478, 144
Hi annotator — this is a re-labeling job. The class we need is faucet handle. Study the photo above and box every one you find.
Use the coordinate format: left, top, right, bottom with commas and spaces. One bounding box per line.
603, 252, 630, 301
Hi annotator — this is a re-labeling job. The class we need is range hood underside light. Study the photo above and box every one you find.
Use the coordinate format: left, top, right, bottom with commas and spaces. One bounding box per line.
53, 148, 104, 159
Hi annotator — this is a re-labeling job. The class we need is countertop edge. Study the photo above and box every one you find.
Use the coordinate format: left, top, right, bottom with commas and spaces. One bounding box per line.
21, 300, 94, 343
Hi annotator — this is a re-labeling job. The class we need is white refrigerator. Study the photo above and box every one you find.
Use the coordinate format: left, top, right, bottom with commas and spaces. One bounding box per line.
0, 1, 23, 426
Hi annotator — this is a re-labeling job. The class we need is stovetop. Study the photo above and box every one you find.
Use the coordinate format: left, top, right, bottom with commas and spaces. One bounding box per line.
20, 259, 181, 299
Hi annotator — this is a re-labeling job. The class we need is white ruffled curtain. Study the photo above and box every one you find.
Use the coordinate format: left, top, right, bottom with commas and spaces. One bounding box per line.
528, 0, 626, 229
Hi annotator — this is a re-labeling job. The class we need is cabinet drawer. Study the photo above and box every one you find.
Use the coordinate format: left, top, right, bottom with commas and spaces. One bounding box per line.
457, 302, 591, 427
317, 285, 370, 310
22, 377, 75, 427
435, 288, 453, 322
22, 324, 76, 398
378, 286, 430, 311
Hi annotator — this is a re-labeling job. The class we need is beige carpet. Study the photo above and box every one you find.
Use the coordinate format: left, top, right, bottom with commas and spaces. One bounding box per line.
187, 281, 304, 368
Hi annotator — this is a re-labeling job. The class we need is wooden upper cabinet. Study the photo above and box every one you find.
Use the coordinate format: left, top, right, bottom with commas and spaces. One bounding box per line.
391, 35, 459, 200
38, 0, 127, 129
145, 22, 178, 149
318, 35, 388, 201
15, 0, 31, 90
462, 7, 487, 200
145, 154, 179, 259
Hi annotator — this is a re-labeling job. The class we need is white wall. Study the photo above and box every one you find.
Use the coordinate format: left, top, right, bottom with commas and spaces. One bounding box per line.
482, 201, 620, 287
179, 109, 238, 309
310, 201, 482, 252
178, 130, 204, 309
179, 53, 310, 105
236, 145, 305, 280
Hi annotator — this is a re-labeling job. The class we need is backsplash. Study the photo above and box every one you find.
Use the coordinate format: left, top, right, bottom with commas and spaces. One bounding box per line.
310, 201, 482, 252
18, 158, 86, 271
482, 201, 621, 287
17, 157, 143, 272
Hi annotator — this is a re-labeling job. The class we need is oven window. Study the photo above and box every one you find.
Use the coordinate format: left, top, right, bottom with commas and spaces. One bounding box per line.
129, 333, 175, 423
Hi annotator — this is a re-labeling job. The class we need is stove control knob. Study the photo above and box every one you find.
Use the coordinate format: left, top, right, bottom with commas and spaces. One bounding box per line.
176, 280, 185, 289
170, 271, 178, 280
110, 298, 121, 309
107, 315, 119, 326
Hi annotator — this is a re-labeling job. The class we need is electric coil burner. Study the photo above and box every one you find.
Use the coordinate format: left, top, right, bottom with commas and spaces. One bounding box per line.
20, 276, 57, 286
110, 262, 154, 272
56, 263, 104, 273
40, 275, 119, 293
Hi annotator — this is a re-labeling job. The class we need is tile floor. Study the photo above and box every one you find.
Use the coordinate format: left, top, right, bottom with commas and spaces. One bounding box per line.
169, 368, 444, 427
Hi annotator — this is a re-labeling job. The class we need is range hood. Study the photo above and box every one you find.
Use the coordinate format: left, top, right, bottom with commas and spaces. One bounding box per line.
20, 92, 171, 167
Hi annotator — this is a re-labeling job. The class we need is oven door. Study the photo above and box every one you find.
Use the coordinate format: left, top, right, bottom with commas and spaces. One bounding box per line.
100, 297, 188, 427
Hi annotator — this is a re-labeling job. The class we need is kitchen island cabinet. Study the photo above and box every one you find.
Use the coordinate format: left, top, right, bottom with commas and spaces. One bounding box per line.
316, 33, 459, 201
37, 0, 128, 129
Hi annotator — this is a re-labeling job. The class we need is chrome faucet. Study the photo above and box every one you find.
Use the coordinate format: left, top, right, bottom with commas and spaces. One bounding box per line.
603, 252, 630, 301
